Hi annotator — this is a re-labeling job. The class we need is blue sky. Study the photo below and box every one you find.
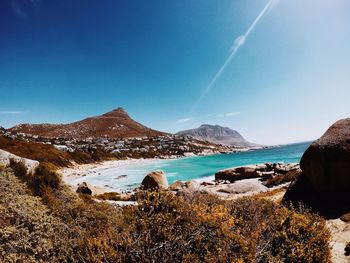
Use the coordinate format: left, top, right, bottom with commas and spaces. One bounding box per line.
1, 0, 350, 145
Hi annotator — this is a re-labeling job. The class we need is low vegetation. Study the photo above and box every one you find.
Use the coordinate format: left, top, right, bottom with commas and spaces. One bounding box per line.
0, 135, 114, 168
1, 160, 331, 262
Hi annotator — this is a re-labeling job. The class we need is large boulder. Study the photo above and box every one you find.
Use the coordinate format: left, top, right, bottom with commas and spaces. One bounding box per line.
284, 119, 350, 217
141, 170, 168, 190
0, 149, 39, 173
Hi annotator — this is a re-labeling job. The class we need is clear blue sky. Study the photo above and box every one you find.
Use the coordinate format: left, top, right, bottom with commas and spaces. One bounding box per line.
1, 0, 350, 145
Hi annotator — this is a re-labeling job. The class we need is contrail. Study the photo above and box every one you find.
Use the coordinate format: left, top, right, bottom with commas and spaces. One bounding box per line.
190, 0, 275, 114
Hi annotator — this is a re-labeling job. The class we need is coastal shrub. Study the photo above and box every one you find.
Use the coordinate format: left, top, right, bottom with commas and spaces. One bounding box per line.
0, 167, 71, 262
30, 163, 62, 194
8, 158, 28, 178
1, 162, 331, 263
0, 135, 116, 168
117, 192, 331, 263
119, 192, 250, 262
1, 136, 72, 167
8, 159, 62, 195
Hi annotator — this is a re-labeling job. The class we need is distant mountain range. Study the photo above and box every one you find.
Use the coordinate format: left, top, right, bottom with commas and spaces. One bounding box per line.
176, 124, 259, 148
9, 107, 166, 139
9, 109, 258, 148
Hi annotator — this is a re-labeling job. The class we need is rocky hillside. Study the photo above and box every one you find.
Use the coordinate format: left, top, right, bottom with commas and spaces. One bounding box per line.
176, 124, 259, 148
9, 107, 166, 139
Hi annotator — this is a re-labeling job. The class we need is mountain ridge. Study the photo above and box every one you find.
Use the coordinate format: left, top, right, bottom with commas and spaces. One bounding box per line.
176, 124, 259, 148
9, 107, 166, 139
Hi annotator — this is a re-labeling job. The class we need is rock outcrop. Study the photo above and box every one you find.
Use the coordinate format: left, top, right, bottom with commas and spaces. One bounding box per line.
141, 170, 168, 190
76, 182, 92, 195
168, 180, 201, 196
0, 149, 39, 173
215, 163, 299, 183
284, 119, 350, 217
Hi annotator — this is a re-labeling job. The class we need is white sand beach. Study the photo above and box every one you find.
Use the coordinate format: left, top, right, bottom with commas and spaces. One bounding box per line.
59, 158, 160, 186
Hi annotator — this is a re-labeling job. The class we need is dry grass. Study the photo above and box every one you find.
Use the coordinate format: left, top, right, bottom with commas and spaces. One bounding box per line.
1, 162, 332, 262
0, 135, 113, 168
119, 192, 331, 263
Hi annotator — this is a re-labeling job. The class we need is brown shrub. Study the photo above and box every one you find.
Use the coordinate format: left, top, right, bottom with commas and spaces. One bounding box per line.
265, 169, 300, 187
0, 136, 71, 167
30, 163, 62, 194
8, 159, 62, 195
8, 158, 28, 178
1, 163, 331, 263
0, 135, 115, 168
117, 192, 331, 263
0, 168, 71, 262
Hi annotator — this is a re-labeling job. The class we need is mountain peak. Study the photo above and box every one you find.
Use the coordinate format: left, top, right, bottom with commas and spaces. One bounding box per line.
102, 107, 129, 118
177, 124, 259, 148
9, 107, 165, 139
114, 107, 127, 113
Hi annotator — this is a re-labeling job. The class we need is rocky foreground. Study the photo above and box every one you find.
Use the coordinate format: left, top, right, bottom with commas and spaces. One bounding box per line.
79, 162, 301, 205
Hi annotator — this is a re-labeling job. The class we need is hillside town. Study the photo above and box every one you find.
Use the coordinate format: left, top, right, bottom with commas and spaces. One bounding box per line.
0, 126, 239, 159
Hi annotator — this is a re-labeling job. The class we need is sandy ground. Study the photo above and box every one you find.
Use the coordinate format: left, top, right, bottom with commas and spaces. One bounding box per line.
59, 158, 159, 183
327, 219, 350, 263
59, 158, 161, 195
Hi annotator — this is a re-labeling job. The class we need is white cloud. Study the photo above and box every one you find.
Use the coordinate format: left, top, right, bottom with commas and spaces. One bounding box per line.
0, 111, 25, 115
225, 111, 240, 117
217, 112, 240, 118
177, 118, 193, 123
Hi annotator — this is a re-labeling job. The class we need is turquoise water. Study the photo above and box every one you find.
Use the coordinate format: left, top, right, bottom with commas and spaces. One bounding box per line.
70, 141, 311, 191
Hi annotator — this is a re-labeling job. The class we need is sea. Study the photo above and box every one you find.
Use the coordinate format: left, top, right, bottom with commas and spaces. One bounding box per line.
70, 141, 312, 192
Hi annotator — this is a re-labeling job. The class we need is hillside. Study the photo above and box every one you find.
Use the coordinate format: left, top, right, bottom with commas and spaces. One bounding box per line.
177, 124, 259, 148
9, 107, 165, 139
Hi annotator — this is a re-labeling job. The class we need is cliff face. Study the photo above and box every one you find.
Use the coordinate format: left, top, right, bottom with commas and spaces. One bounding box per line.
177, 124, 258, 147
9, 107, 166, 139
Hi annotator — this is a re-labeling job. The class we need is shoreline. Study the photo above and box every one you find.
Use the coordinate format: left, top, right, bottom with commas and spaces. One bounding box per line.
59, 151, 245, 188
58, 147, 290, 194
59, 144, 300, 194
60, 157, 163, 183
